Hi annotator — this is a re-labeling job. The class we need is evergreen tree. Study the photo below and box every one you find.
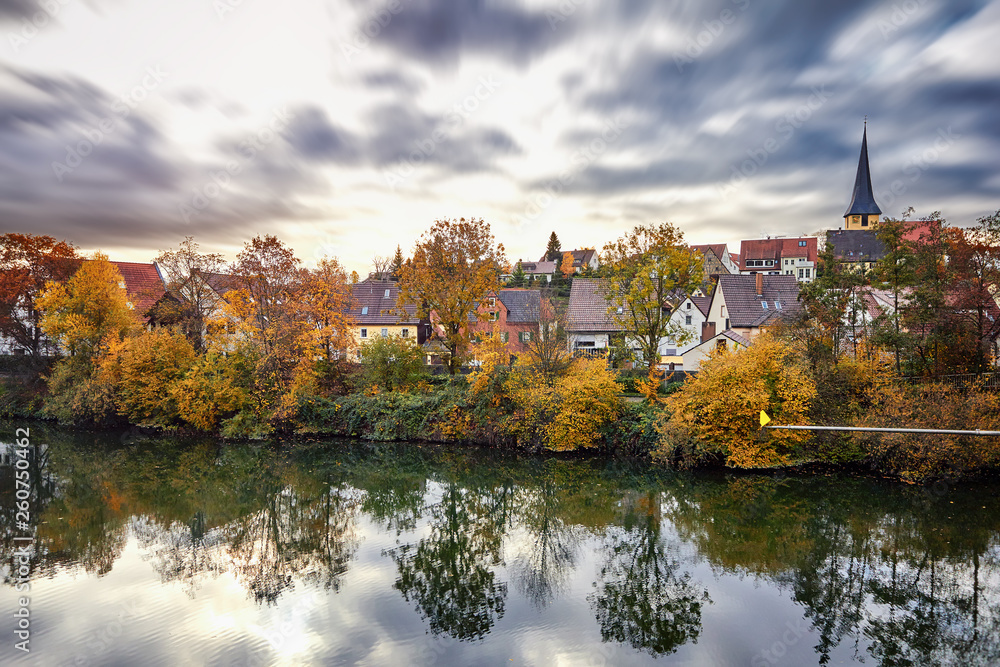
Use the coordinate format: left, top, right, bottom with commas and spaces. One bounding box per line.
390, 245, 404, 280
872, 217, 916, 374
509, 260, 526, 287
544, 232, 562, 262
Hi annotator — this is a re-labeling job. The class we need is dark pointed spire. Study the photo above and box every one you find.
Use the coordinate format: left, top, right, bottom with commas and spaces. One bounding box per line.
844, 123, 881, 217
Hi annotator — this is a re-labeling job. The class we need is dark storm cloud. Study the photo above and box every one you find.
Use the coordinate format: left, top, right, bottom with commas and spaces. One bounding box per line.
361, 69, 423, 95
0, 0, 38, 22
0, 67, 329, 252
282, 105, 361, 163
363, 102, 520, 174
363, 0, 573, 66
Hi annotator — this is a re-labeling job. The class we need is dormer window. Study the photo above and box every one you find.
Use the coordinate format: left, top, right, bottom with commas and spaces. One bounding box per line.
761, 301, 769, 309
775, 300, 782, 310
361, 306, 368, 315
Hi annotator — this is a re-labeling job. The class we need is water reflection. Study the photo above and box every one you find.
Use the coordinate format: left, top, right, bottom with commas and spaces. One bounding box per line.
2, 423, 1000, 665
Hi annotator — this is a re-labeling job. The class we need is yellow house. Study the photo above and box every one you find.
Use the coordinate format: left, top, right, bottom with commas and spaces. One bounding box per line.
347, 279, 428, 358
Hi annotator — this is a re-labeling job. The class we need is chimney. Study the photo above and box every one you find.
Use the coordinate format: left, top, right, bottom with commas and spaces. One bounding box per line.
701, 320, 716, 344
755, 272, 763, 297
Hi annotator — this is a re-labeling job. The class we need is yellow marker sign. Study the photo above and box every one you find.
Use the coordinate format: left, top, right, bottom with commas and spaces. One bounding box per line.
760, 411, 771, 427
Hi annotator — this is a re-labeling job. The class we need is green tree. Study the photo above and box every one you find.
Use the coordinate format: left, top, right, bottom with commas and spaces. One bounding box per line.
398, 218, 506, 375
599, 223, 704, 373
390, 245, 405, 281
359, 335, 427, 392
544, 231, 562, 262
871, 217, 916, 374
509, 260, 526, 288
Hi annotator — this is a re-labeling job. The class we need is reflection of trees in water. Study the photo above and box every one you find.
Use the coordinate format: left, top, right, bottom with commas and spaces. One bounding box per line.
133, 515, 227, 598
224, 483, 362, 605
509, 475, 586, 610
589, 491, 709, 657
388, 482, 508, 640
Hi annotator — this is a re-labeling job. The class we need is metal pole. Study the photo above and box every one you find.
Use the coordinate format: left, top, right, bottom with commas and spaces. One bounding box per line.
766, 425, 1000, 436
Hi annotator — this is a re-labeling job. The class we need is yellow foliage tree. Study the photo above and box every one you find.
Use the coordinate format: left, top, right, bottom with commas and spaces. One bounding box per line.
661, 334, 816, 468
171, 351, 249, 431
545, 358, 623, 451
37, 252, 137, 358
102, 329, 197, 427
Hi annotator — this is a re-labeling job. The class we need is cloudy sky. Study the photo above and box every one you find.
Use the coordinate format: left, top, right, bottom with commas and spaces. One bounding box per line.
1, 0, 998, 275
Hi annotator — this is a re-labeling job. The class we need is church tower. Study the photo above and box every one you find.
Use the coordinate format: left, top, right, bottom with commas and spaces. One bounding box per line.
843, 122, 881, 230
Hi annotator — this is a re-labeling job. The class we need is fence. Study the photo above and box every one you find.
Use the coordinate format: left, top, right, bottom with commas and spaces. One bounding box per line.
898, 372, 1000, 390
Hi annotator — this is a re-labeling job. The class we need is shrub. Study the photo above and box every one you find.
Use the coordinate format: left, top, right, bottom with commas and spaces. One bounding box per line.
657, 334, 816, 468
108, 329, 197, 427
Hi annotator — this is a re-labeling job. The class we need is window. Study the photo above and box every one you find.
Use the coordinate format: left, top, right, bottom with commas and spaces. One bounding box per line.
520, 331, 532, 343
381, 328, 388, 338
360, 328, 367, 338
384, 289, 391, 298
401, 328, 409, 338
488, 297, 496, 307
805, 269, 811, 278
798, 240, 807, 247
725, 318, 730, 329
361, 306, 368, 315
501, 332, 509, 343
798, 269, 804, 278
489, 311, 499, 321
685, 315, 692, 325
686, 302, 691, 310
761, 301, 769, 310
774, 300, 782, 310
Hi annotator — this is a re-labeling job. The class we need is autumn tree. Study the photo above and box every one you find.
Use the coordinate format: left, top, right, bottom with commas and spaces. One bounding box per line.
36, 253, 138, 424
659, 334, 816, 469
398, 218, 506, 375
103, 329, 197, 427
599, 223, 704, 374
521, 297, 572, 382
0, 234, 80, 363
359, 335, 426, 392
296, 257, 355, 362
153, 236, 228, 350
37, 252, 137, 359
559, 251, 575, 278
544, 231, 562, 262
945, 209, 1000, 373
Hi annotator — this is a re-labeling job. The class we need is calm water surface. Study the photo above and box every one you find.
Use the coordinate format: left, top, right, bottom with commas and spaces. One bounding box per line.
2, 421, 1000, 666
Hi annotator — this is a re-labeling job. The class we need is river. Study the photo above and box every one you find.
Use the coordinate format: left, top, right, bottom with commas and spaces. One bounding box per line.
1, 421, 999, 665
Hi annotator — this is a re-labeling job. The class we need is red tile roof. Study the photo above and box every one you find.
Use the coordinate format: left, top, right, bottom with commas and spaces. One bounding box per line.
109, 261, 166, 315
738, 237, 818, 270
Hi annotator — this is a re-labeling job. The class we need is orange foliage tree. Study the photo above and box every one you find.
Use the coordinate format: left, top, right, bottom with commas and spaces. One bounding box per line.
0, 233, 80, 362
398, 218, 506, 375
